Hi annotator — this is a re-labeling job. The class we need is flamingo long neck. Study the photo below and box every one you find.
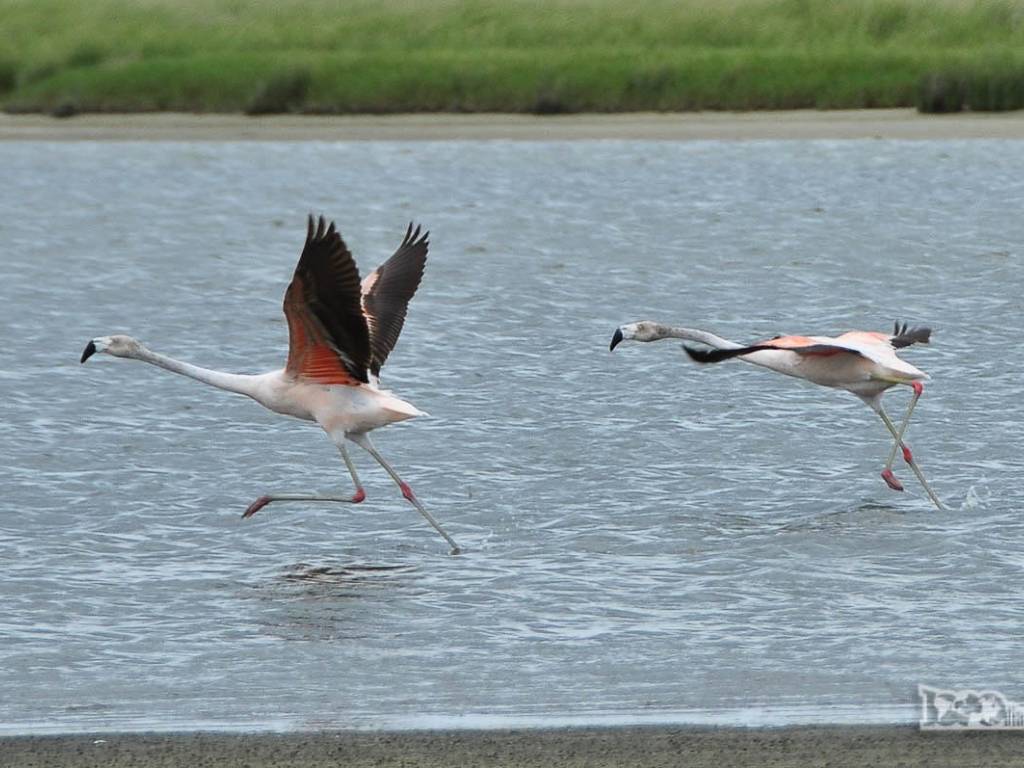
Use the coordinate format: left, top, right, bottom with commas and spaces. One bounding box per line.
650, 324, 743, 350
133, 346, 261, 398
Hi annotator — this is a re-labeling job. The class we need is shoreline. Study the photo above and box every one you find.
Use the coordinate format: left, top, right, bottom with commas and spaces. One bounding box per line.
4, 725, 1021, 767
4, 109, 1024, 141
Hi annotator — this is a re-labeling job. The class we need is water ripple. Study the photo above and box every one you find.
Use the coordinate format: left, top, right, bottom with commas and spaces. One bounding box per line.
1, 139, 1023, 732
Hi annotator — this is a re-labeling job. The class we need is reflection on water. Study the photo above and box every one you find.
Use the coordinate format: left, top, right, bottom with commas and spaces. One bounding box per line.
279, 562, 414, 584
1, 139, 1023, 732
245, 564, 419, 642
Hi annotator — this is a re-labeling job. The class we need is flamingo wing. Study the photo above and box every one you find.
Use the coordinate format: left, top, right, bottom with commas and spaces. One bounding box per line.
686, 324, 932, 366
360, 223, 428, 377
759, 334, 864, 356
835, 323, 931, 350
685, 340, 868, 364
889, 321, 932, 349
785, 343, 869, 357
283, 215, 371, 385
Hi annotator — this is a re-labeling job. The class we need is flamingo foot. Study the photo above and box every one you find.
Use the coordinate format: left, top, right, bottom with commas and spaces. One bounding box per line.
242, 495, 272, 519
881, 469, 904, 492
351, 488, 366, 504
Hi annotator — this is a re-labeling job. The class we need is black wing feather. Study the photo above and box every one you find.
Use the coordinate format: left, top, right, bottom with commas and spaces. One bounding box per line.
684, 342, 869, 363
362, 223, 428, 376
288, 214, 371, 381
891, 321, 932, 349
684, 344, 776, 363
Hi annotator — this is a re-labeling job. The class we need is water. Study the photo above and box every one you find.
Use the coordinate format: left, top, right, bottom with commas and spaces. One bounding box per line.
2, 140, 1023, 734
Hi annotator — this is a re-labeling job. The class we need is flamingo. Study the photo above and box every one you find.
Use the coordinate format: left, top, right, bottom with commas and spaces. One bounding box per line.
609, 320, 944, 509
81, 215, 460, 554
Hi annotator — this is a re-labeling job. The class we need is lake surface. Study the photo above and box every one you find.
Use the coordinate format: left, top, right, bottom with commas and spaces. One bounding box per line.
2, 139, 1022, 733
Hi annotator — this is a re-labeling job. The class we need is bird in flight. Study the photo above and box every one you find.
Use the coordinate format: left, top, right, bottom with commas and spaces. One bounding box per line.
610, 320, 943, 509
82, 215, 460, 553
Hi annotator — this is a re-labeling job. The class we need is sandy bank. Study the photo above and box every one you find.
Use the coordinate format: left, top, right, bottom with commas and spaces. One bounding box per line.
3, 110, 1024, 141
3, 725, 1021, 768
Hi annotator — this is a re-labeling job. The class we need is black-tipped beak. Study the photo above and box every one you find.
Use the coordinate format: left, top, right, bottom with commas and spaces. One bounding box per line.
80, 341, 96, 364
610, 328, 624, 351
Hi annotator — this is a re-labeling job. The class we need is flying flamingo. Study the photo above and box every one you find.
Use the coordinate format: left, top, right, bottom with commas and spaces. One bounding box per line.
610, 320, 944, 509
81, 215, 460, 554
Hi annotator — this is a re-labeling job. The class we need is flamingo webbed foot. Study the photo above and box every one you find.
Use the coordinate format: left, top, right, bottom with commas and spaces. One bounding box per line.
242, 495, 272, 518
881, 469, 904, 492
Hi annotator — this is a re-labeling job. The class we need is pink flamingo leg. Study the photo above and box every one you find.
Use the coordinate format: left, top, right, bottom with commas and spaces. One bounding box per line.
338, 442, 367, 503
242, 492, 366, 519
878, 384, 923, 492
242, 442, 366, 518
870, 388, 944, 510
348, 433, 461, 555
883, 382, 924, 474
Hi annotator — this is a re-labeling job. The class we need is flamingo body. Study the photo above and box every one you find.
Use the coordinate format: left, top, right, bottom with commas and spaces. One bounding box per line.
244, 370, 423, 432
737, 333, 928, 396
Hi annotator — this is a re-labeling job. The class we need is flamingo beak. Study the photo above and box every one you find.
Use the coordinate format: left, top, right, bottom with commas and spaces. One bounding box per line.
609, 328, 624, 351
80, 340, 97, 363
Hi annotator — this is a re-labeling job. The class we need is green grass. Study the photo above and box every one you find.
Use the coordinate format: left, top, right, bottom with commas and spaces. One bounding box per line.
3, 0, 1024, 114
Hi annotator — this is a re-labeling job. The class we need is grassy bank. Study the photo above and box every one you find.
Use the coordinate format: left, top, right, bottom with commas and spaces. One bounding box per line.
2, 0, 1024, 115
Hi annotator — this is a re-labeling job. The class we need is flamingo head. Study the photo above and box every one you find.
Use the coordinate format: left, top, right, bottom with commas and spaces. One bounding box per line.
80, 334, 143, 363
610, 321, 660, 350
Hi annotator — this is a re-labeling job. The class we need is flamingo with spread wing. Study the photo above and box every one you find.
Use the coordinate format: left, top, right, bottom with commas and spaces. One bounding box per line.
610, 320, 943, 509
81, 215, 460, 553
